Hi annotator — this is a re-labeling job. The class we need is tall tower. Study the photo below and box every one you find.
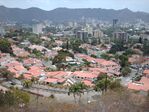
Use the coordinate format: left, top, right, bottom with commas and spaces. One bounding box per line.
113, 19, 118, 30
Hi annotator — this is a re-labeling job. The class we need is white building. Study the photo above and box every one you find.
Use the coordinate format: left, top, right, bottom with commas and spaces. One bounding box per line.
0, 26, 5, 36
32, 23, 44, 34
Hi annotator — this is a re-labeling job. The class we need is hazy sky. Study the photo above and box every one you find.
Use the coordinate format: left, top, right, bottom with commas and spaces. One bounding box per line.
0, 0, 149, 12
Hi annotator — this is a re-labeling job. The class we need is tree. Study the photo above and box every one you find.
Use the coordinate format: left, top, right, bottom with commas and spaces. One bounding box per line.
52, 50, 74, 70
109, 43, 127, 54
0, 38, 13, 54
121, 67, 131, 76
123, 49, 135, 56
94, 74, 111, 92
143, 39, 149, 55
100, 53, 111, 60
32, 49, 43, 58
0, 68, 14, 80
95, 74, 122, 93
82, 59, 91, 67
68, 82, 87, 103
119, 55, 129, 67
23, 80, 32, 88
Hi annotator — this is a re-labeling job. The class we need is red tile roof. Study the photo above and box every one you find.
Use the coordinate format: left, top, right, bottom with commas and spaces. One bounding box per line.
144, 69, 149, 75
73, 71, 98, 79
128, 77, 149, 91
44, 78, 58, 83
28, 66, 44, 77
83, 80, 94, 87
24, 74, 32, 79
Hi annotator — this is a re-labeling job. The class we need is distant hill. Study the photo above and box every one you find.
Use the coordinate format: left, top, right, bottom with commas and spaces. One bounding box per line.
0, 6, 149, 23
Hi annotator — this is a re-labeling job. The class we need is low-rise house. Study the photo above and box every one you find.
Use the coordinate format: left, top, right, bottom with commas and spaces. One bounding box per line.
45, 50, 58, 59
46, 71, 71, 79
45, 71, 71, 84
83, 80, 94, 87
0, 53, 15, 66
89, 67, 107, 75
52, 47, 63, 51
128, 55, 144, 64
23, 58, 43, 67
29, 45, 48, 52
76, 53, 121, 76
28, 66, 45, 78
55, 40, 63, 47
12, 45, 29, 58
5, 61, 27, 78
128, 77, 149, 92
64, 78, 77, 86
23, 73, 32, 80
143, 69, 149, 78
72, 71, 98, 82
44, 78, 58, 84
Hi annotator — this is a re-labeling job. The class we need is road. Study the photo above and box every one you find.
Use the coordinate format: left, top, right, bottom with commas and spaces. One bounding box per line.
120, 68, 138, 86
24, 87, 100, 104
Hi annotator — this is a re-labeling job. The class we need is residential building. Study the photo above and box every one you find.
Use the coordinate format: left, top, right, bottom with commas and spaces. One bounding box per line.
0, 26, 5, 36
32, 23, 44, 34
113, 31, 128, 43
93, 30, 104, 38
76, 30, 88, 42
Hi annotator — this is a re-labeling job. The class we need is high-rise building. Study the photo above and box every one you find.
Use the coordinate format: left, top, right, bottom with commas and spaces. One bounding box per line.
32, 23, 44, 34
76, 30, 88, 42
0, 26, 5, 36
113, 31, 128, 43
84, 25, 93, 36
113, 19, 118, 30
93, 30, 104, 38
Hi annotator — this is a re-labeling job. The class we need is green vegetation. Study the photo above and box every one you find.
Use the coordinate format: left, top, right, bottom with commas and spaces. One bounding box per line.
0, 38, 13, 54
82, 59, 91, 67
118, 55, 129, 67
0, 88, 30, 107
143, 39, 149, 55
0, 68, 14, 80
23, 80, 32, 88
121, 67, 131, 76
90, 54, 97, 58
53, 50, 74, 64
28, 35, 42, 45
123, 49, 135, 56
62, 38, 87, 54
102, 27, 113, 37
68, 82, 87, 103
94, 74, 122, 92
32, 49, 43, 58
100, 53, 112, 60
109, 43, 127, 54
52, 50, 74, 70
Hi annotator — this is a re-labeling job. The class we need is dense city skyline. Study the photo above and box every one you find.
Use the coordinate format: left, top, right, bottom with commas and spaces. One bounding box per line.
0, 0, 149, 12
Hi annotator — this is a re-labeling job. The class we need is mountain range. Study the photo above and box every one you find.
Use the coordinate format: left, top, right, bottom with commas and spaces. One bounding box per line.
0, 5, 149, 23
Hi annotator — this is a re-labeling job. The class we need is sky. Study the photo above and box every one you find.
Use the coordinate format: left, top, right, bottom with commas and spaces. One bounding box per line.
0, 0, 149, 12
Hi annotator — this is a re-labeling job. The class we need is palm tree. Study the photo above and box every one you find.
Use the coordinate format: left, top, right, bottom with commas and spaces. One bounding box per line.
68, 82, 87, 103
95, 74, 122, 93
94, 74, 111, 93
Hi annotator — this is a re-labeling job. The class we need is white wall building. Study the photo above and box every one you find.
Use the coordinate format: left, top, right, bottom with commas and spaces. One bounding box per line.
32, 23, 44, 34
